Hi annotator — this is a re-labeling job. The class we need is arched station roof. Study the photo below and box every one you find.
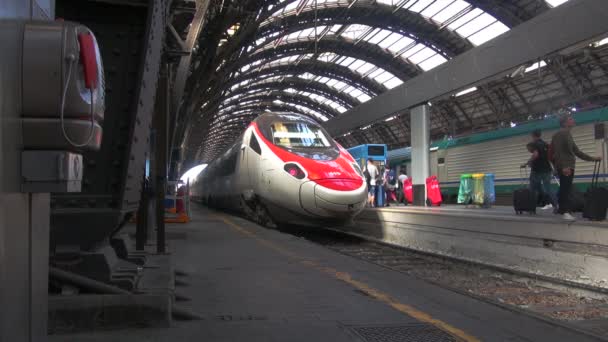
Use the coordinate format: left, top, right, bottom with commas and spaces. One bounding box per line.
174, 0, 578, 163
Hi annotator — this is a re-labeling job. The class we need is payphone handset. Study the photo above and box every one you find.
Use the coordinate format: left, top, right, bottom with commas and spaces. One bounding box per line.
61, 26, 102, 147
22, 20, 105, 150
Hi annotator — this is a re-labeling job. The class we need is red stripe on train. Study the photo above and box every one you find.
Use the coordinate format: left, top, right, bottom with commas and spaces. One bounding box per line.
251, 123, 363, 191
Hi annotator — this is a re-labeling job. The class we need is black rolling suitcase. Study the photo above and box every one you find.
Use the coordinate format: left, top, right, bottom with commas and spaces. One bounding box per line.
583, 161, 608, 221
513, 167, 536, 215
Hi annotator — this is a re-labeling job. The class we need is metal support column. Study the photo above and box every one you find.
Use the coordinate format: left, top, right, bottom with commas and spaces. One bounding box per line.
154, 64, 169, 254
135, 176, 149, 250
1, 3, 53, 341
410, 104, 431, 206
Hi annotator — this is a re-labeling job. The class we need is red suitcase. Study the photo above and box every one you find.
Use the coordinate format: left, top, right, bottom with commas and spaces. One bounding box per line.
426, 176, 443, 206
403, 178, 413, 204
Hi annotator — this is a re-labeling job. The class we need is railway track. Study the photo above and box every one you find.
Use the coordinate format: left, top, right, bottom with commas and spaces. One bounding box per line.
279, 225, 608, 341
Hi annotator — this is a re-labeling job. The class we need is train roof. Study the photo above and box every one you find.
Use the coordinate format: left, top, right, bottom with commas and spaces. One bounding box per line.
388, 106, 608, 163
437, 106, 608, 149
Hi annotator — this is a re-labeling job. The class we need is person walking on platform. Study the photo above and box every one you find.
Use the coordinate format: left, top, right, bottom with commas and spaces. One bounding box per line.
551, 114, 602, 220
365, 159, 379, 208
384, 165, 397, 206
521, 129, 557, 211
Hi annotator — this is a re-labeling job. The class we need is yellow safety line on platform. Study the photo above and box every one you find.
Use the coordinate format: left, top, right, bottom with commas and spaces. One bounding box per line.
217, 215, 481, 342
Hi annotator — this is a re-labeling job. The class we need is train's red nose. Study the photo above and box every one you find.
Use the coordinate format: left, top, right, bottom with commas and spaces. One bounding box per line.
314, 178, 363, 191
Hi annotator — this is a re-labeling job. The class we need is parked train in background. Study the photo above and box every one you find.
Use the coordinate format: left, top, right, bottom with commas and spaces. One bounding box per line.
346, 143, 387, 171
191, 112, 368, 226
389, 107, 608, 203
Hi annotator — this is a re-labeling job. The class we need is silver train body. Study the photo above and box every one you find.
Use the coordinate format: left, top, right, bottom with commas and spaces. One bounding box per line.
191, 113, 368, 225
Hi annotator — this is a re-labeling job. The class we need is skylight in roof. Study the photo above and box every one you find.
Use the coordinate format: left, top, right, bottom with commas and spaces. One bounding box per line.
525, 60, 547, 73
256, 24, 447, 72
341, 24, 369, 41
455, 86, 477, 97
467, 21, 509, 46
595, 37, 608, 47
408, 46, 436, 64
365, 28, 392, 45
384, 77, 403, 89
455, 12, 496, 37
418, 54, 447, 71
430, 0, 470, 23
545, 0, 569, 7
219, 85, 347, 117
264, 0, 511, 47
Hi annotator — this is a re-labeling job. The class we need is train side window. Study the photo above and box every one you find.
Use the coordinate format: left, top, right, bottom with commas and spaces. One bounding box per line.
250, 134, 261, 155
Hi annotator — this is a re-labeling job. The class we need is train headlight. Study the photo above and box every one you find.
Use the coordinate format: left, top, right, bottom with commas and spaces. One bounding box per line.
351, 163, 364, 178
284, 163, 306, 180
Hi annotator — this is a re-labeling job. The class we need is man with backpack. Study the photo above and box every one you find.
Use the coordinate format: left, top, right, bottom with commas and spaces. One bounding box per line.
551, 114, 602, 220
521, 129, 557, 211
384, 164, 397, 206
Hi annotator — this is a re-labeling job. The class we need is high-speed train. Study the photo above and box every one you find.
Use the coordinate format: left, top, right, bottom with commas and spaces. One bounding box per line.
192, 112, 368, 226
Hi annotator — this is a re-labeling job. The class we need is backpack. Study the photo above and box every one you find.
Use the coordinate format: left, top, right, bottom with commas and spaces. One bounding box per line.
388, 171, 397, 186
364, 169, 371, 184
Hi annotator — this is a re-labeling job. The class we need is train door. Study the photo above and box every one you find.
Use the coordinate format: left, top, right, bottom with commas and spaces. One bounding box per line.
245, 129, 263, 194
239, 129, 252, 189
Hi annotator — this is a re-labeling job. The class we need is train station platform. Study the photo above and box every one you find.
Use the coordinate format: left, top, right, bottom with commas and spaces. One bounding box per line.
341, 205, 608, 290
49, 206, 603, 342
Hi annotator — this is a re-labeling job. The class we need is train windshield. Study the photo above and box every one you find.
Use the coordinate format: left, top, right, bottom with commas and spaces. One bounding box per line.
270, 122, 331, 148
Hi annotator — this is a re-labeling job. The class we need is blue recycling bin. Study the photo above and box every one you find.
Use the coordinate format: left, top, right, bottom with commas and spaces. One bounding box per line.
483, 173, 496, 206
375, 184, 385, 207
164, 198, 175, 208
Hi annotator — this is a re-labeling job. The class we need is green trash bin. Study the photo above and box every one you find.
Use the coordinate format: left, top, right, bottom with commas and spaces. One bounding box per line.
457, 174, 473, 204
472, 173, 485, 205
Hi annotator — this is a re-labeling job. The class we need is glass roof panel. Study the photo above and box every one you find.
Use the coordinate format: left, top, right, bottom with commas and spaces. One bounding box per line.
408, 0, 436, 13
338, 56, 356, 67
400, 43, 426, 59
407, 47, 436, 64
418, 54, 448, 71
447, 8, 484, 30
357, 93, 372, 103
430, 0, 470, 23
341, 24, 370, 40
421, 0, 456, 18
388, 37, 416, 55
384, 77, 403, 89
218, 91, 334, 121
348, 59, 366, 71
317, 52, 339, 62
467, 21, 509, 46
545, 0, 569, 7
373, 70, 394, 84
254, 24, 445, 73
355, 62, 376, 75
264, 0, 513, 49
377, 32, 403, 49
365, 29, 392, 45
455, 12, 496, 37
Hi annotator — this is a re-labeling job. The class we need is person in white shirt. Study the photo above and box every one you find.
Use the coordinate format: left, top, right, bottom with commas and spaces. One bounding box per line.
366, 158, 379, 207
